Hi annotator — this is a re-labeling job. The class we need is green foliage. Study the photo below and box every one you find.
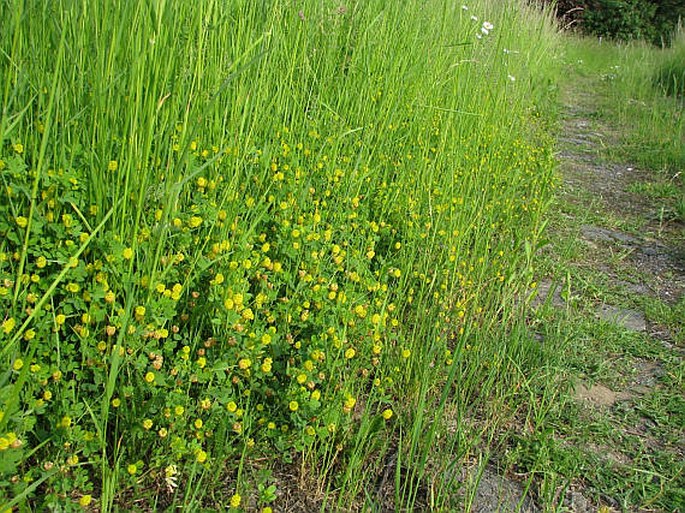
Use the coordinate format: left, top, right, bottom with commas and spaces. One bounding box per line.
650, 0, 685, 45
0, 0, 561, 510
582, 0, 657, 42
654, 28, 685, 97
545, 0, 685, 45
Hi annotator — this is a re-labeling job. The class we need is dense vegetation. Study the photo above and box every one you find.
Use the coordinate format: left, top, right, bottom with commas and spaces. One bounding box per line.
1, 0, 682, 511
0, 1, 558, 510
551, 0, 685, 46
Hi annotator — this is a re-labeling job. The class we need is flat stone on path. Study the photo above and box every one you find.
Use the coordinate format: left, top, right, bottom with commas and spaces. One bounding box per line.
614, 279, 650, 296
564, 489, 596, 513
468, 468, 538, 513
580, 225, 640, 246
596, 304, 647, 332
573, 381, 631, 407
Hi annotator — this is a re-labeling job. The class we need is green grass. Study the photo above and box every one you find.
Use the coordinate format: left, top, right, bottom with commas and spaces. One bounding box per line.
562, 34, 685, 223
0, 1, 562, 511
524, 229, 685, 510
655, 26, 685, 99
508, 33, 685, 511
523, 300, 685, 511
3, 2, 684, 512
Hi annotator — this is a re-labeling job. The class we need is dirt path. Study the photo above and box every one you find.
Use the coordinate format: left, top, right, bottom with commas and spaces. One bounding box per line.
528, 79, 685, 511
557, 89, 685, 307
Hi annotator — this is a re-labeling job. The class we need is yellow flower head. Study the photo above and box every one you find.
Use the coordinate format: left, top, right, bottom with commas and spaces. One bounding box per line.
2, 318, 16, 334
344, 396, 356, 409
196, 450, 208, 463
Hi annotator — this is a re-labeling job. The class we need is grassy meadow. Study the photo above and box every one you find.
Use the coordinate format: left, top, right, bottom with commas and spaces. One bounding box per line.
1, 0, 562, 511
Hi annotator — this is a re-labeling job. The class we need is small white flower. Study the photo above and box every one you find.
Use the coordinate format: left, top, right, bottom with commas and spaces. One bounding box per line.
482, 21, 494, 31
508, 74, 516, 82
470, 15, 478, 22
481, 27, 489, 35
165, 464, 179, 492
462, 5, 468, 10
503, 48, 510, 54
476, 33, 482, 39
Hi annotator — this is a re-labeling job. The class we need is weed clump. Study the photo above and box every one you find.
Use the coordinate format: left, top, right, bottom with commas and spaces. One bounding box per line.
654, 29, 685, 98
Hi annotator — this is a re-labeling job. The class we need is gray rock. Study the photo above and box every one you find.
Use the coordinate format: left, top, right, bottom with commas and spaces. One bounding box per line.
465, 468, 538, 513
530, 279, 565, 310
614, 280, 650, 296
580, 225, 639, 245
596, 304, 647, 332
